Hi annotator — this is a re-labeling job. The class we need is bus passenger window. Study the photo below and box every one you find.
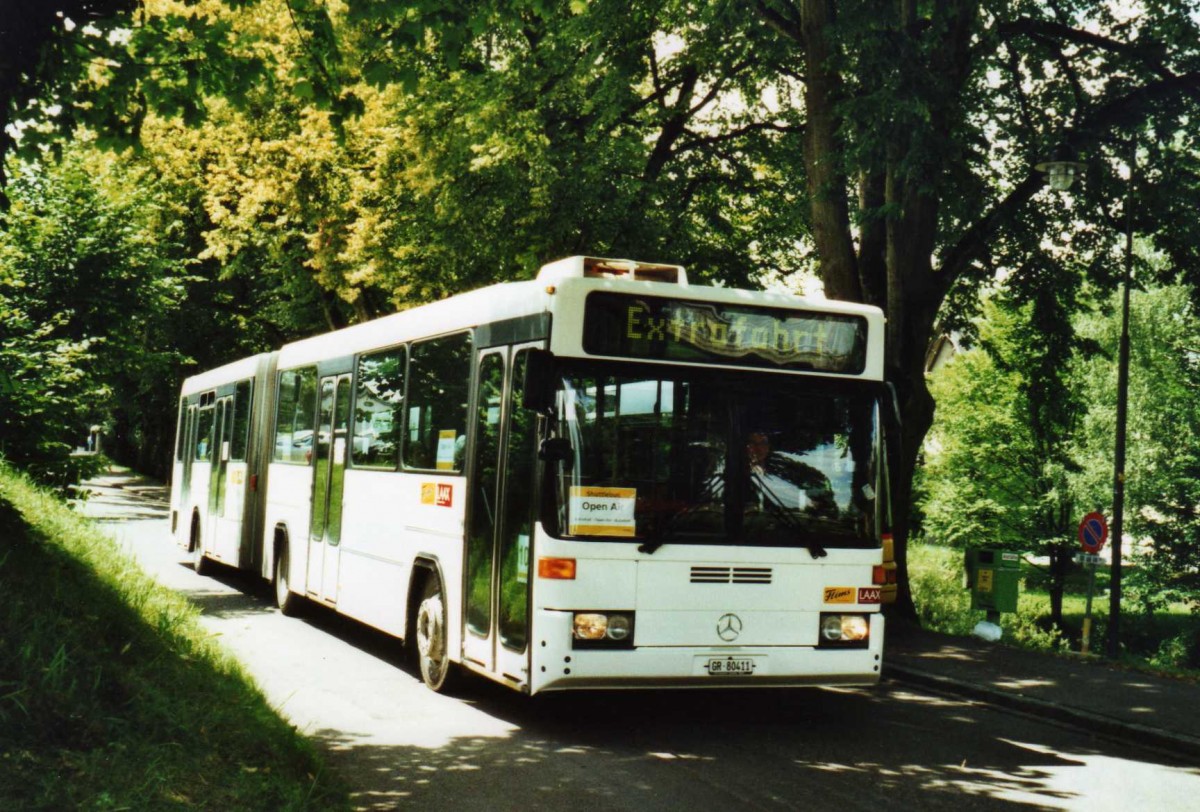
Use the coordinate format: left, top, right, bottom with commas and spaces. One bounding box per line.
403, 333, 472, 472
231, 379, 253, 462
353, 347, 405, 469
175, 400, 187, 462
195, 406, 214, 461
274, 367, 318, 464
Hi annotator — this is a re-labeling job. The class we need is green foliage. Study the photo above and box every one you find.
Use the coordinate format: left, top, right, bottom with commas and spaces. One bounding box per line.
922, 290, 1086, 553
0, 463, 347, 809
1073, 283, 1200, 612
907, 542, 976, 637
0, 150, 186, 486
4, 1, 1200, 637
923, 280, 1200, 641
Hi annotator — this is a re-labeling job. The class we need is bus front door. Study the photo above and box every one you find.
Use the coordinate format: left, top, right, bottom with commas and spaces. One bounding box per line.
307, 374, 351, 604
463, 345, 538, 684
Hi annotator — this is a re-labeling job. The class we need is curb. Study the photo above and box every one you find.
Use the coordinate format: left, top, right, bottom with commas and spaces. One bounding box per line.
883, 663, 1200, 760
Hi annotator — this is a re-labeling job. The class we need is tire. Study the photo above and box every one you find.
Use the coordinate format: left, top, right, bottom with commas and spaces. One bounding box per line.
191, 516, 212, 576
414, 575, 459, 693
274, 542, 302, 617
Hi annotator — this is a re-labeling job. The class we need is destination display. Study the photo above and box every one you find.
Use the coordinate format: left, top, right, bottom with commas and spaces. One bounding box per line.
582, 293, 867, 373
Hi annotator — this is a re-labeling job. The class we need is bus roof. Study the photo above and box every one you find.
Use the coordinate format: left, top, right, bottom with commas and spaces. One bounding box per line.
186, 257, 885, 381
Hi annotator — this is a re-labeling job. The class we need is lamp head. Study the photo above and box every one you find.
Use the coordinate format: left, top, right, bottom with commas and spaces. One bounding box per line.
1035, 144, 1086, 192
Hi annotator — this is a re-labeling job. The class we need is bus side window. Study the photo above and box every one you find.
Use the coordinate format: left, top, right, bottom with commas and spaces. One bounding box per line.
195, 406, 214, 461
231, 379, 253, 462
274, 367, 318, 464
175, 398, 188, 462
353, 346, 406, 469
403, 333, 472, 472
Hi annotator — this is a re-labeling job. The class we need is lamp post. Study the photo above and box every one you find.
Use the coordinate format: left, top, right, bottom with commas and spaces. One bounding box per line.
1037, 137, 1136, 660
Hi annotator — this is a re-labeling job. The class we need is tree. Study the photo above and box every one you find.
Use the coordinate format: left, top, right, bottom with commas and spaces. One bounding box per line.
0, 147, 184, 483
750, 0, 1200, 617
9, 1, 1200, 619
1, 1, 134, 195
923, 273, 1090, 628
1074, 283, 1200, 614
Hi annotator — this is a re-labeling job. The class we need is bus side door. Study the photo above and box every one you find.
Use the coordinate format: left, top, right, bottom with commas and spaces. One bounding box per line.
307, 373, 351, 604
462, 344, 538, 683
177, 403, 197, 544
205, 395, 233, 558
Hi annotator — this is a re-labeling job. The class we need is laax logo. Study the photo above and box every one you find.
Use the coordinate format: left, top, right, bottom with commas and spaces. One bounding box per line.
716, 613, 743, 642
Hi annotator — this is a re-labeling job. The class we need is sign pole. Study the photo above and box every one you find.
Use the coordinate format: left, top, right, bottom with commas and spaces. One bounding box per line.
1077, 512, 1109, 656
1081, 560, 1097, 654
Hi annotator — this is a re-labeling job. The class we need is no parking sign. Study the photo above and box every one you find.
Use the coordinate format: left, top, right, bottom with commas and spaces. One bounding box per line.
1078, 512, 1108, 554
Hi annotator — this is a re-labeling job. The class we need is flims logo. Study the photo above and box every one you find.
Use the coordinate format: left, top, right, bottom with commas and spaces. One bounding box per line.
421, 483, 454, 507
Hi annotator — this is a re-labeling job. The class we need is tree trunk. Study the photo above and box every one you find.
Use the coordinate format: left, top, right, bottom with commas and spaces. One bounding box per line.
1049, 543, 1070, 629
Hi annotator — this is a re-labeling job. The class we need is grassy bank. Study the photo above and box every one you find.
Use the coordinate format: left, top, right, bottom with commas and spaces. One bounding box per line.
908, 541, 1200, 677
0, 464, 348, 810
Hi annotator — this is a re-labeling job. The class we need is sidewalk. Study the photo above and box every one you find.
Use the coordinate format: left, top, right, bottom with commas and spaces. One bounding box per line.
70, 465, 170, 522
884, 622, 1200, 759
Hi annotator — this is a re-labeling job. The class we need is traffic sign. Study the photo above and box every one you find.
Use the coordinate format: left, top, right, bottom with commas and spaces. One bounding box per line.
1078, 512, 1108, 553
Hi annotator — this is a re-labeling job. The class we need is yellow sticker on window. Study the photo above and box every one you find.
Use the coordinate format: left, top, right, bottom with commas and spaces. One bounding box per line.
435, 430, 457, 471
569, 486, 637, 536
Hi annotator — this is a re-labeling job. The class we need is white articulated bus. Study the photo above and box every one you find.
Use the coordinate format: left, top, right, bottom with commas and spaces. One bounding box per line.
170, 256, 892, 694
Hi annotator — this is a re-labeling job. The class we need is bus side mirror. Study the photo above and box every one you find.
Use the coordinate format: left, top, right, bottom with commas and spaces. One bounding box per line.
522, 349, 556, 413
539, 437, 573, 471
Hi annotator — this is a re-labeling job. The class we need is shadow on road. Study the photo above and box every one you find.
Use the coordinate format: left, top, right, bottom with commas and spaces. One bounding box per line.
306, 682, 1112, 812
175, 557, 1199, 812
72, 476, 170, 523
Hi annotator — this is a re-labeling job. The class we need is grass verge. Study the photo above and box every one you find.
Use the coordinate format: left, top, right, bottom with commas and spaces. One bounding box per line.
0, 464, 348, 810
908, 541, 1200, 678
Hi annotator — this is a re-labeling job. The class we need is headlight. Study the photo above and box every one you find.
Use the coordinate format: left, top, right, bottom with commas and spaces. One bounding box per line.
572, 612, 635, 648
573, 613, 608, 641
819, 613, 870, 645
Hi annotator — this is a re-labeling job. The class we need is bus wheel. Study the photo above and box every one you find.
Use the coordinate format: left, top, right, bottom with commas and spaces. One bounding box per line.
274, 543, 302, 617
191, 516, 211, 576
415, 576, 458, 693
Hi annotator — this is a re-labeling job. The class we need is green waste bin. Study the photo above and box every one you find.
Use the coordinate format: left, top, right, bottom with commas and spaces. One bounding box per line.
964, 548, 1021, 616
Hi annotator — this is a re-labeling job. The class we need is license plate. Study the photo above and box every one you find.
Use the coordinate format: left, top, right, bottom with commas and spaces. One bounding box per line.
706, 657, 756, 676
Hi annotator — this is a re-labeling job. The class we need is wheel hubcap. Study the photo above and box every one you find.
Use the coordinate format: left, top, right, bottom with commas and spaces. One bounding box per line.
418, 595, 445, 676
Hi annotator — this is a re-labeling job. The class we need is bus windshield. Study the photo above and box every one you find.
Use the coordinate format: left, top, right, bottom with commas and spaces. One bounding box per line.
547, 364, 882, 550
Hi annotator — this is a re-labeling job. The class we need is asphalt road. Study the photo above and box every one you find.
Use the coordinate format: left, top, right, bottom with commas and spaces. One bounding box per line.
81, 478, 1200, 811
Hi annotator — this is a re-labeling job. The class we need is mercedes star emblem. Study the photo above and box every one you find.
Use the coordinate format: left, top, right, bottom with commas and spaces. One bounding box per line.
716, 613, 743, 642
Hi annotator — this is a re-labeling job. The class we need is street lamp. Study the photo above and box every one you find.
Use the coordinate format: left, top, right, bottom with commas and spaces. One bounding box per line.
1037, 138, 1136, 660
1035, 144, 1086, 192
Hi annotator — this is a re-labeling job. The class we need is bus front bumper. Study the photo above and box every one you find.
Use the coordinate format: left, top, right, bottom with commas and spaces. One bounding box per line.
529, 611, 884, 694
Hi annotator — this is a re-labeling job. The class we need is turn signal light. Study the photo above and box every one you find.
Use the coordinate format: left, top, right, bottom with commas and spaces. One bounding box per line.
538, 557, 577, 580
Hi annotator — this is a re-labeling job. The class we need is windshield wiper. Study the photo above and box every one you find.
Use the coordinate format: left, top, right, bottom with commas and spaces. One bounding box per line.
750, 471, 827, 559
638, 472, 725, 554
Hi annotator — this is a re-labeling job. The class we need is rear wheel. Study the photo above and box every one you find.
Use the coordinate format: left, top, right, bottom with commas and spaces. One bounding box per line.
274, 542, 302, 616
415, 575, 459, 692
191, 516, 211, 576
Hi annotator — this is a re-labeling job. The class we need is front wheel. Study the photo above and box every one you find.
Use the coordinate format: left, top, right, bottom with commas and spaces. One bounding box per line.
274, 543, 302, 616
414, 576, 459, 693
